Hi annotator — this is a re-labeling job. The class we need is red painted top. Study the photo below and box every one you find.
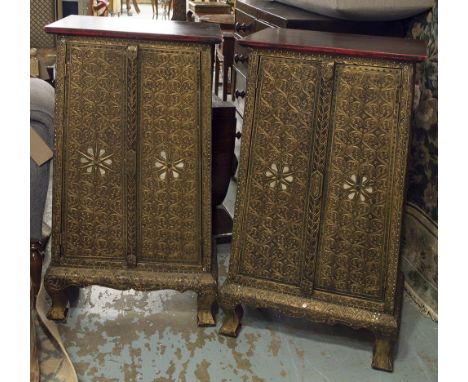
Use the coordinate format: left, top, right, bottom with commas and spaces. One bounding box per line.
45, 15, 222, 44
240, 28, 427, 62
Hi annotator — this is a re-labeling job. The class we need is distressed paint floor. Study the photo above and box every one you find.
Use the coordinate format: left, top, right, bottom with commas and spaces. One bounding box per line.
39, 240, 437, 382
38, 171, 437, 382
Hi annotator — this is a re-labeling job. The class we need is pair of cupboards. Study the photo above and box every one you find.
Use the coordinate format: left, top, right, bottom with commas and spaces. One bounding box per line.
220, 28, 426, 371
44, 16, 427, 371
44, 16, 221, 326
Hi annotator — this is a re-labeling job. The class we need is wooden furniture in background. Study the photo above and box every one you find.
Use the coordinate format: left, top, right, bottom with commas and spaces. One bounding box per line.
219, 28, 426, 371
189, 1, 232, 15
212, 95, 237, 243
196, 13, 236, 101
214, 31, 234, 101
43, 16, 222, 326
171, 0, 187, 20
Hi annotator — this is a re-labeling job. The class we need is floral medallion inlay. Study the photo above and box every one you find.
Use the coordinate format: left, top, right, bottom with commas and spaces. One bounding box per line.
343, 174, 373, 201
78, 144, 113, 176
265, 163, 294, 190
155, 150, 185, 180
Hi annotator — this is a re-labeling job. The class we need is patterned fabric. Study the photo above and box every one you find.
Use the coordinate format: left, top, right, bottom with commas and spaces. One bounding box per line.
402, 203, 438, 318
402, 0, 438, 318
407, 1, 438, 222
30, 0, 56, 48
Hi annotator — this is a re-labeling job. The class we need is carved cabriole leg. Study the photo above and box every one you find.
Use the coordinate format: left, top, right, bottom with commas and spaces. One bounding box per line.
197, 293, 217, 327
45, 282, 69, 321
372, 335, 394, 372
220, 304, 243, 337
30, 240, 44, 300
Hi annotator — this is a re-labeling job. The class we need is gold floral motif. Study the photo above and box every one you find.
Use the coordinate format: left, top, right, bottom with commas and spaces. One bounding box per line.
155, 150, 185, 180
343, 174, 373, 201
265, 163, 293, 190
78, 144, 113, 175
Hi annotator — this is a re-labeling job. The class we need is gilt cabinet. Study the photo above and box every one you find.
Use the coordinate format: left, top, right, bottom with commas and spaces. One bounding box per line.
219, 28, 426, 371
43, 16, 222, 326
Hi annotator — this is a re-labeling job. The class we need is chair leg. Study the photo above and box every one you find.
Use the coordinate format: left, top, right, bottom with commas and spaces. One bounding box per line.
231, 69, 237, 102
222, 63, 229, 101
30, 238, 49, 302
214, 54, 220, 96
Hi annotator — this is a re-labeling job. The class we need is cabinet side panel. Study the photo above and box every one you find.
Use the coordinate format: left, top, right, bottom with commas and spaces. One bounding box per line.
316, 63, 403, 301
234, 55, 321, 289
62, 42, 127, 260
51, 38, 67, 264
139, 47, 201, 265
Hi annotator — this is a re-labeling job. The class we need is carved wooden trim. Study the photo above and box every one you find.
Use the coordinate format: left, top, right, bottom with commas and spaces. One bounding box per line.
126, 44, 138, 267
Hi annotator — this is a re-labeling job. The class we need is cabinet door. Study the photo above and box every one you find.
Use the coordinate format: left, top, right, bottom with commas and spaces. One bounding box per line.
229, 53, 330, 296
315, 62, 412, 307
55, 40, 129, 264
138, 44, 212, 270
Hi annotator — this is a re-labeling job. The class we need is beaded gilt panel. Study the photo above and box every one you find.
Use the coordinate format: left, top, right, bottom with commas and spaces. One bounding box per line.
62, 42, 127, 260
315, 63, 404, 301
138, 47, 202, 265
233, 55, 322, 291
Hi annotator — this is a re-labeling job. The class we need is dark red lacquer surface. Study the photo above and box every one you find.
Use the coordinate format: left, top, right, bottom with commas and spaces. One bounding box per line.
240, 28, 427, 61
45, 15, 222, 44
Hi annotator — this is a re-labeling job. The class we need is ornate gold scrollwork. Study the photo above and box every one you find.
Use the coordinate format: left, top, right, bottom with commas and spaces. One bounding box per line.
222, 47, 413, 353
